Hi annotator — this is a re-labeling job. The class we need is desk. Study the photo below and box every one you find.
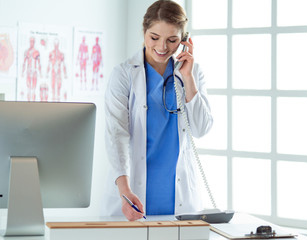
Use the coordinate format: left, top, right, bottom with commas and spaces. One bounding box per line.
0, 213, 306, 240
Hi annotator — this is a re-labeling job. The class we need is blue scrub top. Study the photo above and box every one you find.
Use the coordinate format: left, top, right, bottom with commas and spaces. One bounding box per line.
145, 57, 179, 215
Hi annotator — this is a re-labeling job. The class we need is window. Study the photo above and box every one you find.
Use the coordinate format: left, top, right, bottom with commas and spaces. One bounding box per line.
187, 0, 307, 229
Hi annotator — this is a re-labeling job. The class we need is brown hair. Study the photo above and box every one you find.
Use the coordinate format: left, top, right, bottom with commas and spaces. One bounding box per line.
143, 0, 188, 39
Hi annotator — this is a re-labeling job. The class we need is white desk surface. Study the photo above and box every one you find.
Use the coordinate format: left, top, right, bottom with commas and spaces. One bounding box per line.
0, 213, 306, 240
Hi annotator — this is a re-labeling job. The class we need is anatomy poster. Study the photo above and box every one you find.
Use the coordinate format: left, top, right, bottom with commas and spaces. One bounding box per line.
73, 28, 104, 96
17, 22, 73, 102
0, 27, 17, 100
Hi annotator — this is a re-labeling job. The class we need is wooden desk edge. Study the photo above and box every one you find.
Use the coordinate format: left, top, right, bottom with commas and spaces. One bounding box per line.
46, 220, 210, 229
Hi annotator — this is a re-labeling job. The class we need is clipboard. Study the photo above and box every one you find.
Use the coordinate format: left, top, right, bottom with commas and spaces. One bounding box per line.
210, 223, 297, 239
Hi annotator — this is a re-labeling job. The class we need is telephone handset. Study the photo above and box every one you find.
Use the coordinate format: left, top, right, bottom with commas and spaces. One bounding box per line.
172, 33, 235, 224
174, 32, 190, 70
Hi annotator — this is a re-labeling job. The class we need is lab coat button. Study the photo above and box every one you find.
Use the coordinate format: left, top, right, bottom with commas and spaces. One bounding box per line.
177, 178, 180, 182
143, 105, 148, 110
179, 204, 182, 207
183, 128, 185, 132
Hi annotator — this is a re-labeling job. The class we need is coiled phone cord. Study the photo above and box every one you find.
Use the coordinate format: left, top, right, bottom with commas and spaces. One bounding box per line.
173, 73, 217, 209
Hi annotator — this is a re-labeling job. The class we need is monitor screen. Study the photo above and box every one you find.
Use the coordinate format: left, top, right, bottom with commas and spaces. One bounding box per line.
0, 101, 96, 236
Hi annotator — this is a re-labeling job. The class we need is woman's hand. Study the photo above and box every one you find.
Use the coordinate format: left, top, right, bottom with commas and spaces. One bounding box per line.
176, 37, 198, 102
116, 175, 145, 221
176, 37, 194, 78
121, 192, 145, 221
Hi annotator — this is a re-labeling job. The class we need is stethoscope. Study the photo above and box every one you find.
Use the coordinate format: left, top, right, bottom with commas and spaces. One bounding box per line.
143, 50, 184, 114
162, 73, 184, 114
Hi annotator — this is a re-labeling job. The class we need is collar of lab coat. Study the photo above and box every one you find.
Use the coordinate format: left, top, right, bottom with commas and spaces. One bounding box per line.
126, 49, 184, 111
127, 48, 183, 81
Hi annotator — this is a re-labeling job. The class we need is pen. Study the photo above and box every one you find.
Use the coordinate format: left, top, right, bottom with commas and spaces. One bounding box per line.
122, 194, 146, 219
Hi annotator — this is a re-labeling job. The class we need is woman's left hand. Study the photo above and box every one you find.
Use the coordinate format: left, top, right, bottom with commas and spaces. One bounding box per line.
176, 37, 194, 78
176, 37, 198, 102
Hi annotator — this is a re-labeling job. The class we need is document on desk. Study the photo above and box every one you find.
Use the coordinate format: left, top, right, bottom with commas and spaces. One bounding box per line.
210, 223, 297, 239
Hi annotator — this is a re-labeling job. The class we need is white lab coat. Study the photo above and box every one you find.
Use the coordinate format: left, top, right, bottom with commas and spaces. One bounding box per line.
103, 49, 213, 216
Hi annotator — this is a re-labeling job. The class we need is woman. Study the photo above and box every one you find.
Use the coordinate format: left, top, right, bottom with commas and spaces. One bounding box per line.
104, 0, 213, 221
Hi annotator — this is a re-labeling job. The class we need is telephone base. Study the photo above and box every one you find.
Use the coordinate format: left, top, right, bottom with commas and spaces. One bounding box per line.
175, 209, 235, 224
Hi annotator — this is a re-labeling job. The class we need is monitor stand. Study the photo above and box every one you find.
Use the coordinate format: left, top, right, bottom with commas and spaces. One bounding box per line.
4, 157, 45, 236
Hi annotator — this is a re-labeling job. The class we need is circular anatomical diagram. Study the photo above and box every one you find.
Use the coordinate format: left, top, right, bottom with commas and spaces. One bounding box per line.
0, 34, 14, 72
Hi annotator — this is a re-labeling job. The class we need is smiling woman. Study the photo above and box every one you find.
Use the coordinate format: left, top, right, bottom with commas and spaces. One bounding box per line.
103, 0, 213, 221
142, 0, 187, 75
143, 21, 181, 75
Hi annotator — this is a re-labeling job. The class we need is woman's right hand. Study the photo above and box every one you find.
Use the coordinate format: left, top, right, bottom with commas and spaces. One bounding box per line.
116, 175, 145, 221
121, 192, 145, 221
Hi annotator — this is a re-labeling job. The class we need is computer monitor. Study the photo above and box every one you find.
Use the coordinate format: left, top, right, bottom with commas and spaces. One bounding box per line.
0, 101, 96, 236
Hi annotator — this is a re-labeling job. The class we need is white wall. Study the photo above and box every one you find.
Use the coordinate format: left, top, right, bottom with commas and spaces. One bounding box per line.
0, 0, 128, 218
126, 0, 155, 57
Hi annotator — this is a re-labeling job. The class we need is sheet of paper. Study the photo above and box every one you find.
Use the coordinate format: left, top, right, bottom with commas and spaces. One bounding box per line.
211, 223, 296, 239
